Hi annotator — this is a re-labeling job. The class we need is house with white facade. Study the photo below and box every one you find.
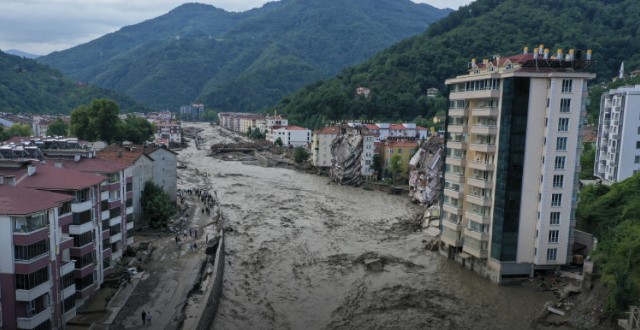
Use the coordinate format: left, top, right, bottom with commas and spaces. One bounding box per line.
267, 126, 311, 147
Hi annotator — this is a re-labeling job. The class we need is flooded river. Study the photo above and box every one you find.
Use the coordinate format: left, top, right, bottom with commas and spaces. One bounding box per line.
180, 123, 553, 330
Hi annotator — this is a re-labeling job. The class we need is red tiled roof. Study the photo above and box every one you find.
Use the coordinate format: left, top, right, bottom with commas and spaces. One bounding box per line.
0, 185, 72, 215
417, 126, 428, 131
365, 124, 380, 130
1, 163, 106, 191
60, 158, 129, 174
284, 125, 309, 131
387, 141, 418, 148
97, 144, 151, 165
314, 126, 341, 134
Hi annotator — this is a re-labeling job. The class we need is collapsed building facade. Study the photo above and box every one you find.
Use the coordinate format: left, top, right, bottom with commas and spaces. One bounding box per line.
408, 137, 444, 206
329, 125, 375, 186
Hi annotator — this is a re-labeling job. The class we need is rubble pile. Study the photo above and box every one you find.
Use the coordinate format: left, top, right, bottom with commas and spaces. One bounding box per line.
209, 141, 273, 154
329, 129, 364, 186
408, 137, 444, 205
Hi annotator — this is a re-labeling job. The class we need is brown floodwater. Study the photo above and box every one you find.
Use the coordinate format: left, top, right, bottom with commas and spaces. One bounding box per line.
179, 123, 553, 330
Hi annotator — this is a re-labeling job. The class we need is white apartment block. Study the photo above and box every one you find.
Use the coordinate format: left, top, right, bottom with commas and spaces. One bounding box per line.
595, 85, 640, 184
442, 47, 595, 282
361, 133, 376, 177
267, 126, 311, 147
312, 126, 340, 167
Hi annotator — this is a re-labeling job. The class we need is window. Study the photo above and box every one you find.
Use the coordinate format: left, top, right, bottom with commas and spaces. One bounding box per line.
550, 212, 561, 225
72, 231, 94, 247
637, 141, 640, 149
14, 239, 50, 261
548, 230, 559, 243
15, 266, 49, 290
556, 137, 568, 151
635, 156, 640, 164
553, 175, 564, 188
561, 79, 573, 93
551, 193, 562, 207
546, 248, 558, 261
558, 118, 569, 131
555, 156, 566, 170
12, 212, 48, 233
560, 99, 571, 112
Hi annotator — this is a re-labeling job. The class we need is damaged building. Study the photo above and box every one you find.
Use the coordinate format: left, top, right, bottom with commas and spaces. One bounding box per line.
408, 137, 444, 206
329, 125, 375, 186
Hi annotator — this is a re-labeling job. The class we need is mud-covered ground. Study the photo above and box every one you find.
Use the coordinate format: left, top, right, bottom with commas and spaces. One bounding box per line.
180, 123, 557, 330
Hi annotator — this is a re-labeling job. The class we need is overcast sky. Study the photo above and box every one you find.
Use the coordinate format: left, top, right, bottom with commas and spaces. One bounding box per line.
0, 0, 473, 56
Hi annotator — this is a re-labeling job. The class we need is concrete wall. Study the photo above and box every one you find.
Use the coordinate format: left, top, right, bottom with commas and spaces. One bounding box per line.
195, 230, 225, 330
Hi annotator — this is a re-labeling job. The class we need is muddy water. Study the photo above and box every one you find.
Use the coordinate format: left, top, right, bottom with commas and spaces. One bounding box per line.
179, 123, 552, 330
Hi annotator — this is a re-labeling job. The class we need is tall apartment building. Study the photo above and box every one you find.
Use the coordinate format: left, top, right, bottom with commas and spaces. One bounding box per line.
595, 85, 640, 184
441, 47, 595, 282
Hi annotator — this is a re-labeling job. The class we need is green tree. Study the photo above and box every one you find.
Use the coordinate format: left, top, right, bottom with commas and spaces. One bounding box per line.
70, 99, 120, 143
580, 143, 596, 180
140, 181, 177, 228
372, 154, 383, 179
388, 154, 402, 184
275, 137, 283, 146
6, 124, 32, 137
46, 118, 69, 136
294, 147, 310, 164
117, 115, 155, 144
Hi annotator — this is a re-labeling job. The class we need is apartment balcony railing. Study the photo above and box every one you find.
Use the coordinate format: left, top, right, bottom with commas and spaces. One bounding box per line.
448, 108, 468, 117
467, 177, 493, 189
445, 156, 465, 167
468, 160, 494, 171
469, 143, 496, 153
442, 203, 463, 215
71, 200, 93, 213
465, 211, 491, 224
16, 280, 51, 302
471, 107, 498, 117
449, 88, 500, 100
443, 188, 464, 200
446, 141, 467, 150
444, 172, 465, 184
463, 244, 489, 259
466, 194, 492, 207
442, 217, 463, 232
470, 124, 497, 135
464, 228, 490, 242
447, 124, 467, 134
16, 306, 52, 329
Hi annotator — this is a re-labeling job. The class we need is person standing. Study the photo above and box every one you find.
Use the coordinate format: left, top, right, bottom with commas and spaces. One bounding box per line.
141, 309, 146, 326
146, 311, 152, 326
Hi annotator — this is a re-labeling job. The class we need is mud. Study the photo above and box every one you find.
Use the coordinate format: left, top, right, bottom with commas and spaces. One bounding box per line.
179, 123, 556, 330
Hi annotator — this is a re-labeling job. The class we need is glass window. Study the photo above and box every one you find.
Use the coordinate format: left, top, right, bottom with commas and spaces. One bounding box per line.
551, 193, 562, 207
546, 248, 558, 261
553, 175, 564, 188
560, 99, 571, 112
556, 137, 568, 151
550, 212, 561, 225
558, 118, 569, 131
561, 79, 573, 93
555, 156, 566, 169
548, 230, 559, 243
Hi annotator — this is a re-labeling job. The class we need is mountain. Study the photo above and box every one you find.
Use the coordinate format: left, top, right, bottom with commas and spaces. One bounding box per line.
37, 0, 451, 111
275, 0, 640, 128
0, 51, 150, 114
3, 49, 41, 59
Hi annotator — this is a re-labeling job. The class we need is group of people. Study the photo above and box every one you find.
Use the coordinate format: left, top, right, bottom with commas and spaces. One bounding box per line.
141, 309, 152, 326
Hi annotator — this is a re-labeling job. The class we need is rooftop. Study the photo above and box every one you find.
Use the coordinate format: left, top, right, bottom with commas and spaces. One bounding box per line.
0, 185, 72, 215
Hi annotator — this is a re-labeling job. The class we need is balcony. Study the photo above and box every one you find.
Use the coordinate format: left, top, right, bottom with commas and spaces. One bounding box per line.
101, 210, 110, 220
71, 200, 93, 213
60, 235, 74, 251
449, 89, 500, 100
444, 173, 465, 184
13, 226, 48, 244
468, 160, 494, 171
16, 306, 52, 329
472, 107, 498, 117
442, 218, 463, 232
445, 157, 465, 167
448, 124, 467, 134
441, 227, 463, 247
15, 280, 51, 302
61, 261, 75, 276
466, 194, 492, 207
469, 143, 496, 153
127, 236, 134, 245
463, 244, 489, 259
448, 108, 467, 117
470, 124, 497, 135
62, 284, 76, 299
464, 228, 490, 242
465, 211, 491, 224
101, 190, 109, 201
110, 216, 122, 227
444, 188, 464, 200
126, 206, 134, 214
467, 177, 493, 189
126, 221, 134, 230
110, 233, 122, 244
446, 141, 467, 150
442, 203, 463, 215
69, 221, 94, 235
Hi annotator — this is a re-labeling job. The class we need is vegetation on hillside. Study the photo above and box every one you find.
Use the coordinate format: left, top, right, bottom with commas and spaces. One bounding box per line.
38, 0, 450, 111
276, 0, 640, 128
577, 175, 640, 313
0, 51, 150, 114
141, 181, 177, 228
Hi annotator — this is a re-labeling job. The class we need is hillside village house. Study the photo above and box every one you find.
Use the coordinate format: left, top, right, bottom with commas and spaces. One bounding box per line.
383, 140, 419, 174
153, 121, 181, 147
266, 126, 311, 147
312, 126, 341, 168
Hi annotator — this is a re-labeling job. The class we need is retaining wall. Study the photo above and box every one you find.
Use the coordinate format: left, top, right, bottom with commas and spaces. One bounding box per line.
195, 229, 225, 330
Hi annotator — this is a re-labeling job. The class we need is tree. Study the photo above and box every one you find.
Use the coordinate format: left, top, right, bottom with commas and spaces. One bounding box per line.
46, 118, 69, 136
388, 154, 402, 184
372, 154, 383, 179
117, 115, 154, 144
70, 98, 120, 143
580, 143, 596, 180
275, 137, 283, 146
140, 181, 177, 228
294, 147, 310, 164
6, 124, 32, 137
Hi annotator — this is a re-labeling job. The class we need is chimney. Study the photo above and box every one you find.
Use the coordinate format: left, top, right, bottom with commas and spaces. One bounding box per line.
27, 164, 37, 176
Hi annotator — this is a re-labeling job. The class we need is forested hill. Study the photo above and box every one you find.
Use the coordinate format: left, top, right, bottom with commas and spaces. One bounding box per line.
38, 0, 451, 111
276, 0, 640, 128
0, 51, 149, 114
